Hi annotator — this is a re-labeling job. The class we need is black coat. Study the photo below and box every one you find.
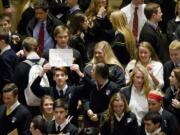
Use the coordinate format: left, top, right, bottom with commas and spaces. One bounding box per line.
139, 22, 168, 63
100, 112, 139, 135
47, 120, 78, 135
0, 104, 32, 135
163, 60, 175, 92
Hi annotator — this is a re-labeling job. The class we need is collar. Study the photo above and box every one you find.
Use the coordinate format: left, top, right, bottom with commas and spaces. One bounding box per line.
175, 16, 180, 22
56, 44, 69, 49
8, 100, 20, 113
159, 107, 163, 115
114, 112, 124, 122
42, 114, 55, 121
0, 45, 11, 55
69, 4, 80, 14
56, 84, 68, 94
26, 52, 40, 59
132, 85, 144, 95
55, 119, 69, 131
147, 20, 158, 30
145, 127, 161, 135
96, 79, 109, 90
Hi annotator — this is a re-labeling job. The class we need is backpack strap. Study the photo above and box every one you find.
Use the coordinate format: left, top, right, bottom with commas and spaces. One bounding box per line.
37, 58, 46, 66
23, 59, 34, 67
23, 58, 46, 67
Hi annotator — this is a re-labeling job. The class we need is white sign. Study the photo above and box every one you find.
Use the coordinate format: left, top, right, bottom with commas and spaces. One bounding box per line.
49, 49, 73, 67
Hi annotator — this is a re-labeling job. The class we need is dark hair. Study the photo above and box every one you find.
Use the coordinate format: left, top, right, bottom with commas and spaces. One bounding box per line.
79, 127, 100, 135
53, 99, 68, 110
3, 83, 18, 96
143, 111, 162, 125
52, 67, 68, 77
94, 63, 109, 79
22, 37, 38, 52
0, 13, 10, 23
68, 13, 86, 34
144, 3, 160, 19
34, 0, 49, 11
31, 115, 47, 134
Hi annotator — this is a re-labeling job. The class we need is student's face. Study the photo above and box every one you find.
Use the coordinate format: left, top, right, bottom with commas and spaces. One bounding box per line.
82, 16, 89, 31
153, 7, 163, 22
139, 46, 151, 64
35, 8, 48, 22
148, 99, 161, 112
53, 70, 68, 87
94, 47, 105, 63
169, 49, 180, 65
97, 0, 107, 8
55, 32, 69, 48
144, 120, 159, 133
43, 98, 54, 114
112, 99, 125, 117
54, 107, 68, 123
133, 70, 144, 89
3, 92, 17, 108
0, 19, 11, 32
169, 71, 178, 86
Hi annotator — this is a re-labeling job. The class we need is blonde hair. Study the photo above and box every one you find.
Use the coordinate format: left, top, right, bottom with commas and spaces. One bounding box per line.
107, 92, 130, 131
137, 41, 159, 62
91, 41, 124, 69
110, 10, 137, 59
169, 40, 180, 50
129, 64, 152, 96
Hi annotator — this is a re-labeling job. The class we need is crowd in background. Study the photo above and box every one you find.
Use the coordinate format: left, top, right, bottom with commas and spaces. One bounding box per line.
0, 0, 180, 135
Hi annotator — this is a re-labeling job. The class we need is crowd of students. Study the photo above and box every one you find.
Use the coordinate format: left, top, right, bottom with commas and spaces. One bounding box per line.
0, 0, 180, 135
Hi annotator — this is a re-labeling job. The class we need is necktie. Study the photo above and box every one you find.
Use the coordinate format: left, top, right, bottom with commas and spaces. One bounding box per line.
57, 125, 61, 132
6, 108, 11, 116
156, 26, 160, 33
38, 22, 44, 55
59, 90, 64, 98
133, 7, 138, 38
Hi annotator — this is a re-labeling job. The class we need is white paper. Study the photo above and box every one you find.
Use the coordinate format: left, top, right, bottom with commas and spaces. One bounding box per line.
49, 49, 73, 67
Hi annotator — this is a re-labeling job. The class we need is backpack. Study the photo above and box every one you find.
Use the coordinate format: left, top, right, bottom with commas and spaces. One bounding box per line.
24, 58, 50, 106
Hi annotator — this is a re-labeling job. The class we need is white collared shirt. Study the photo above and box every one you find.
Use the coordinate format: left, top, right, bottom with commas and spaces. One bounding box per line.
56, 84, 68, 95
8, 100, 20, 114
145, 127, 162, 135
129, 85, 148, 125
121, 2, 146, 40
26, 52, 40, 59
55, 119, 69, 131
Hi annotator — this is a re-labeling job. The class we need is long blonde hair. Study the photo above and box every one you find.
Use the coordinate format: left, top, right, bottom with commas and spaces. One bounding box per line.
110, 10, 137, 59
129, 64, 152, 96
91, 41, 124, 69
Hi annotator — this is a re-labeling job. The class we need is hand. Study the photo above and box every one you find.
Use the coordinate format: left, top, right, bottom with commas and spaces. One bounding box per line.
97, 6, 106, 17
66, 115, 73, 123
4, 7, 14, 17
146, 64, 153, 74
12, 35, 20, 44
87, 109, 94, 118
90, 113, 98, 122
77, 100, 82, 110
172, 99, 180, 109
16, 50, 24, 57
41, 63, 51, 76
70, 64, 84, 77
